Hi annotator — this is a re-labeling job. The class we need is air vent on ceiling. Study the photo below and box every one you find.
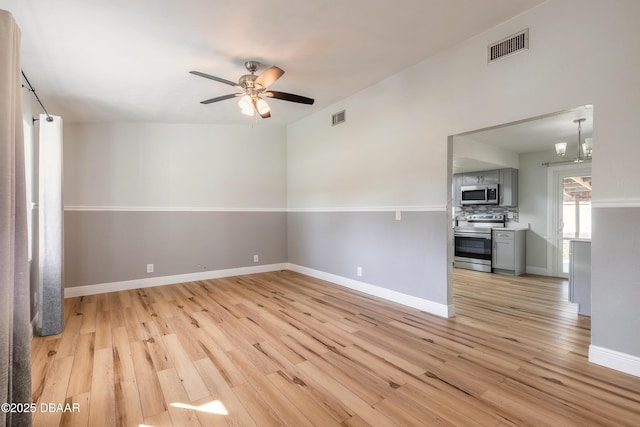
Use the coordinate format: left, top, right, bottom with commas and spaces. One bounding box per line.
488, 29, 529, 63
332, 110, 346, 126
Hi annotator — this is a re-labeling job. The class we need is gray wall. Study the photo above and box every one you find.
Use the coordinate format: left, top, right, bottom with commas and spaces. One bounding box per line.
591, 207, 640, 356
64, 123, 287, 209
517, 149, 559, 273
64, 211, 287, 287
62, 122, 288, 289
287, 211, 449, 304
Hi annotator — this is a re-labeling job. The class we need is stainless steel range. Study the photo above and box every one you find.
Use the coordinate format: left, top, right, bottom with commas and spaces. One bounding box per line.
454, 214, 505, 272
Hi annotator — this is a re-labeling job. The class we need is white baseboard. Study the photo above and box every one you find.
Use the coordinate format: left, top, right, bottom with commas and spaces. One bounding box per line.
525, 266, 549, 276
286, 263, 454, 318
64, 262, 454, 319
589, 345, 640, 378
64, 263, 289, 298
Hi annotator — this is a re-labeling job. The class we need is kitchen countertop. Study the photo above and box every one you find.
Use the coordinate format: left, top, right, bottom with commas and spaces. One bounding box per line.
493, 226, 529, 231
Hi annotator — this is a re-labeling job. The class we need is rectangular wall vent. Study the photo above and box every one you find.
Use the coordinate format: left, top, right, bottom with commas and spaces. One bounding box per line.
488, 29, 529, 63
332, 110, 346, 126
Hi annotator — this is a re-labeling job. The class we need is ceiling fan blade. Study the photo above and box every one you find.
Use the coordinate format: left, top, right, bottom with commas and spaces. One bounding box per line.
264, 90, 314, 105
255, 66, 284, 89
200, 93, 241, 104
190, 71, 241, 88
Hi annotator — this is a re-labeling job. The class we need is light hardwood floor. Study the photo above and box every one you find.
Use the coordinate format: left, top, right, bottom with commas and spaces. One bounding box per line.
30, 269, 640, 426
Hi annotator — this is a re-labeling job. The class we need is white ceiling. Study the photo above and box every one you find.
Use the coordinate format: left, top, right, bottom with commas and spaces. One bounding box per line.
453, 105, 594, 173
2, 0, 545, 125
458, 106, 594, 154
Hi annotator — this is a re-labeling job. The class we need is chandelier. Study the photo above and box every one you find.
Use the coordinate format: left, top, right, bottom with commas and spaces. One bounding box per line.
552, 118, 593, 164
542, 119, 593, 166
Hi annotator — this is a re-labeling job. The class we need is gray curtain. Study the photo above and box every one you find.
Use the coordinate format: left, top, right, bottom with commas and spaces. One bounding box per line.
0, 9, 33, 427
37, 114, 64, 336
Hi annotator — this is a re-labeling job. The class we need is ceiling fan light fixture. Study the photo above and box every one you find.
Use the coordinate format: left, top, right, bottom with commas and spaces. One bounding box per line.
555, 142, 567, 156
238, 95, 254, 116
238, 94, 252, 109
256, 98, 270, 115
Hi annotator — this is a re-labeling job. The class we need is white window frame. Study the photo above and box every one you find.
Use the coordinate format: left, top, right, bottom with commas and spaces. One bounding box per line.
546, 163, 592, 278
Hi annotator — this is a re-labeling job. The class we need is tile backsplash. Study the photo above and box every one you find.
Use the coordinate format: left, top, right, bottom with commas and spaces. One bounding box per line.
455, 205, 519, 223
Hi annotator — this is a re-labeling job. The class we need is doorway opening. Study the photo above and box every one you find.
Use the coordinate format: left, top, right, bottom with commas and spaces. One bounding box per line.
547, 165, 592, 277
447, 105, 594, 314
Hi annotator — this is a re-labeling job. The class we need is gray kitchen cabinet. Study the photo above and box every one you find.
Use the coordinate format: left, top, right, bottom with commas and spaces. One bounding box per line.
462, 169, 500, 185
499, 168, 518, 207
453, 168, 518, 207
569, 240, 591, 316
492, 229, 526, 275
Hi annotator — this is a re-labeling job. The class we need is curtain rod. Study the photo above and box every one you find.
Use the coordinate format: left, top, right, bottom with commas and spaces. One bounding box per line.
21, 70, 54, 123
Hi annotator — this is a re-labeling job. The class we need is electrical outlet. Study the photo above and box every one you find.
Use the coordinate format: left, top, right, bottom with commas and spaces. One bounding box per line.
253, 254, 259, 263
356, 266, 362, 277
395, 210, 402, 221
146, 263, 154, 273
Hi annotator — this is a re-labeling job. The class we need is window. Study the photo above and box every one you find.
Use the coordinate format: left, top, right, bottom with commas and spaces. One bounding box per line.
561, 175, 591, 273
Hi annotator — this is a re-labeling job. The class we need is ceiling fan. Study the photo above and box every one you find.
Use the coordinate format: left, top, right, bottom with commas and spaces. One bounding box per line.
190, 61, 314, 118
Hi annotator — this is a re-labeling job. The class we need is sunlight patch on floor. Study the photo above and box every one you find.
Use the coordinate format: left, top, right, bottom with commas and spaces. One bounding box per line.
170, 400, 229, 415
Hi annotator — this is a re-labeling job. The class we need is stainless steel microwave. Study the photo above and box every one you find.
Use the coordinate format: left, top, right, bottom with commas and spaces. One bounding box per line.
461, 184, 499, 205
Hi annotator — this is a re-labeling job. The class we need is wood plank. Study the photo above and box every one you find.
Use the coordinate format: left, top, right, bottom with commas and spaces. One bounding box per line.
32, 356, 74, 427
266, 370, 343, 427
66, 332, 95, 397
164, 315, 208, 361
252, 339, 305, 372
144, 330, 173, 372
189, 311, 236, 352
231, 382, 283, 427
265, 364, 352, 424
190, 328, 247, 388
194, 357, 258, 427
79, 302, 97, 334
114, 380, 144, 427
54, 315, 83, 359
296, 360, 397, 427
31, 337, 60, 403
143, 411, 173, 427
161, 334, 210, 402
59, 392, 90, 427
396, 376, 501, 426
226, 350, 316, 427
111, 327, 136, 384
122, 307, 146, 343
302, 348, 389, 405
87, 348, 116, 427
157, 368, 202, 427
130, 341, 167, 418
93, 310, 112, 350
189, 396, 231, 427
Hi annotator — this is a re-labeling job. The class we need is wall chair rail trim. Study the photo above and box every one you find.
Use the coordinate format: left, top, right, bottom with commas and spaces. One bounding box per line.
64, 205, 448, 213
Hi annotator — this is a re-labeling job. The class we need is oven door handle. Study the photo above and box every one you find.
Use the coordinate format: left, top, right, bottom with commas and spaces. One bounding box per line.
454, 233, 491, 239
